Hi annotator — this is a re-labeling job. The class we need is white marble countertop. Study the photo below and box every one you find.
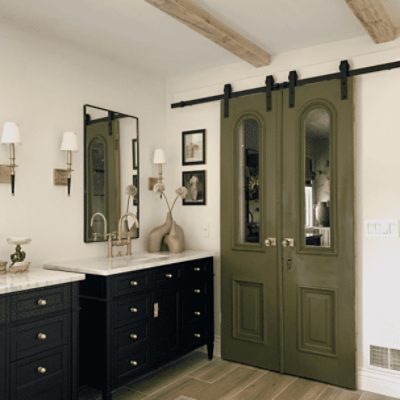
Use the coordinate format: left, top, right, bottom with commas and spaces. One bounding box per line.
43, 250, 215, 276
0, 267, 85, 295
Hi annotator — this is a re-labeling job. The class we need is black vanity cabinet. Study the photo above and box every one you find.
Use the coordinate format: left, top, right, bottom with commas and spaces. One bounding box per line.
0, 283, 80, 400
79, 257, 213, 400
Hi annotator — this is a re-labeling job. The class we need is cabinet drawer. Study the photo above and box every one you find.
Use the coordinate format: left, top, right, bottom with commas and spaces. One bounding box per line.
183, 321, 208, 347
113, 272, 148, 297
115, 321, 148, 354
10, 285, 70, 322
182, 259, 212, 280
183, 281, 209, 298
115, 296, 149, 327
183, 302, 207, 323
15, 377, 66, 400
115, 348, 149, 383
155, 265, 180, 288
11, 347, 67, 395
10, 315, 69, 360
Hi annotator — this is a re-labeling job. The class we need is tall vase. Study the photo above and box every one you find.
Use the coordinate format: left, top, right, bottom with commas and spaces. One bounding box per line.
148, 212, 173, 253
165, 220, 185, 253
315, 201, 330, 227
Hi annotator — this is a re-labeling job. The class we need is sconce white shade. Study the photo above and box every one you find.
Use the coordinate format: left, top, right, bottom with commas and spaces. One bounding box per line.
153, 148, 166, 164
60, 131, 78, 152
1, 122, 21, 144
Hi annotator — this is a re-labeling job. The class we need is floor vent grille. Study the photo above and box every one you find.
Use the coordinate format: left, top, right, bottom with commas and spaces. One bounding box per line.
370, 345, 400, 372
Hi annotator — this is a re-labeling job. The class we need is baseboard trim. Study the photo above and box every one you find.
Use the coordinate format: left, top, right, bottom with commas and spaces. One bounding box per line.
358, 367, 400, 397
198, 335, 221, 358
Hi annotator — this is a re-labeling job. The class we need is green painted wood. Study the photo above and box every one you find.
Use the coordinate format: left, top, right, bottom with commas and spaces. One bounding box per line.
221, 93, 280, 371
221, 79, 355, 388
85, 120, 121, 241
281, 79, 355, 388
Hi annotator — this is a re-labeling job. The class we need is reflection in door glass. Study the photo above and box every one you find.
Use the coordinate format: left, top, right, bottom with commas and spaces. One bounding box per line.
238, 118, 260, 244
304, 108, 331, 248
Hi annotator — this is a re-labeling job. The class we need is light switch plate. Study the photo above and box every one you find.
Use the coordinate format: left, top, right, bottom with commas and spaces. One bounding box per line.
365, 220, 399, 237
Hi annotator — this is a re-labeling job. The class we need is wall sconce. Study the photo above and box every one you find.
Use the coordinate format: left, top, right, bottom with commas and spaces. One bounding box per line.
59, 131, 78, 196
0, 122, 21, 196
148, 148, 166, 190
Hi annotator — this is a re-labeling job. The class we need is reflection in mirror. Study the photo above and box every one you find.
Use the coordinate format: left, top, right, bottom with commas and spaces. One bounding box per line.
238, 118, 260, 244
304, 107, 331, 248
84, 105, 139, 243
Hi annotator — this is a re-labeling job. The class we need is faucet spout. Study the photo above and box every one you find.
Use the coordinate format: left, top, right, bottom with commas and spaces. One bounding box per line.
90, 212, 108, 240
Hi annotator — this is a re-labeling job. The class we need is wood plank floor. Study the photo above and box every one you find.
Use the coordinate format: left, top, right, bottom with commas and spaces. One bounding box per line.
79, 351, 399, 400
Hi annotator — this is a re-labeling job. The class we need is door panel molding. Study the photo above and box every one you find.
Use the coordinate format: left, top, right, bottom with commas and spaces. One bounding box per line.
232, 279, 264, 344
296, 99, 338, 256
297, 286, 337, 357
232, 111, 266, 252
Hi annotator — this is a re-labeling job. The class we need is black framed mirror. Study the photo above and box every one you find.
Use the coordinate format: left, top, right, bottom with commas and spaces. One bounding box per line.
84, 104, 139, 243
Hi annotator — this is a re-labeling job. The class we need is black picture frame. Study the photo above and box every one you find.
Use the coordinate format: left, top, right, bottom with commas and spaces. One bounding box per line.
182, 170, 206, 205
182, 129, 206, 165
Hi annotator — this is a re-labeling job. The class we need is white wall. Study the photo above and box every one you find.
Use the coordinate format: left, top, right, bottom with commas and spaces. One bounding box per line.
0, 23, 166, 264
166, 36, 400, 396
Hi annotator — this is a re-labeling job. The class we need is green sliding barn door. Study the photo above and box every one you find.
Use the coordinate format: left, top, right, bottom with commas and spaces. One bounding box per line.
221, 79, 355, 388
221, 92, 281, 371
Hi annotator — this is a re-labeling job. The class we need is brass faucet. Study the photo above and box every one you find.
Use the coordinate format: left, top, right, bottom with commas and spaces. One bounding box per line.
90, 212, 108, 241
111, 212, 139, 257
90, 212, 114, 258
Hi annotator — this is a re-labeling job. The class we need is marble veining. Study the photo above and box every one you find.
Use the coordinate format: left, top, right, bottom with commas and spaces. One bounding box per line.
0, 267, 85, 294
43, 250, 215, 276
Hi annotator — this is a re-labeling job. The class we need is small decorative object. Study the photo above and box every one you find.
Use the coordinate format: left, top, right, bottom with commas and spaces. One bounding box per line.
182, 129, 206, 165
0, 260, 7, 274
182, 170, 206, 205
122, 184, 139, 237
148, 184, 188, 253
315, 201, 330, 227
6, 237, 32, 273
1, 121, 21, 196
60, 131, 78, 196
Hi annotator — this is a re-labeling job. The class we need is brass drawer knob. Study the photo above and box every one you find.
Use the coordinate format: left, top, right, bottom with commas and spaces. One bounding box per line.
194, 333, 201, 338
130, 280, 138, 287
37, 299, 47, 307
165, 273, 173, 279
130, 307, 138, 313
37, 366, 47, 374
130, 360, 138, 367
193, 267, 201, 272
130, 333, 138, 340
194, 311, 201, 316
37, 332, 47, 341
194, 289, 201, 294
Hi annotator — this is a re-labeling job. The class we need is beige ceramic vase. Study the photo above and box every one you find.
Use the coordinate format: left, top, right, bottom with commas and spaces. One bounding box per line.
148, 212, 173, 252
165, 220, 185, 253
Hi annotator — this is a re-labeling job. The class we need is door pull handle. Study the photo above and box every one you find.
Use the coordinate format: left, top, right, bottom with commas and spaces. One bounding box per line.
287, 257, 293, 271
264, 238, 276, 247
281, 238, 294, 248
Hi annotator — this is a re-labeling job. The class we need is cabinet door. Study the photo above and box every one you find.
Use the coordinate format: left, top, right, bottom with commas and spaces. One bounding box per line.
150, 288, 179, 364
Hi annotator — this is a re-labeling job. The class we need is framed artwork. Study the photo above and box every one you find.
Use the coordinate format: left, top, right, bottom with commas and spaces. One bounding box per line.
132, 139, 138, 169
182, 129, 206, 165
182, 170, 206, 205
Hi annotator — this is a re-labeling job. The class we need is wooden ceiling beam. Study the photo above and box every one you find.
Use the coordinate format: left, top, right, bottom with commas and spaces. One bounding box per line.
145, 0, 271, 67
345, 0, 398, 43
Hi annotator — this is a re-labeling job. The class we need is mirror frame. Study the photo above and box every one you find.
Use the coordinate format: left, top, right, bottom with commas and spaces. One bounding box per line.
83, 104, 140, 243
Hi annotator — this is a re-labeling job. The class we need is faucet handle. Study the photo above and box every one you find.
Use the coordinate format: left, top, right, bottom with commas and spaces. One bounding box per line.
106, 232, 117, 240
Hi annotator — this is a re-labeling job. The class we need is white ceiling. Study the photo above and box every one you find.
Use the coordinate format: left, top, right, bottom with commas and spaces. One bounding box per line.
0, 0, 399, 76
